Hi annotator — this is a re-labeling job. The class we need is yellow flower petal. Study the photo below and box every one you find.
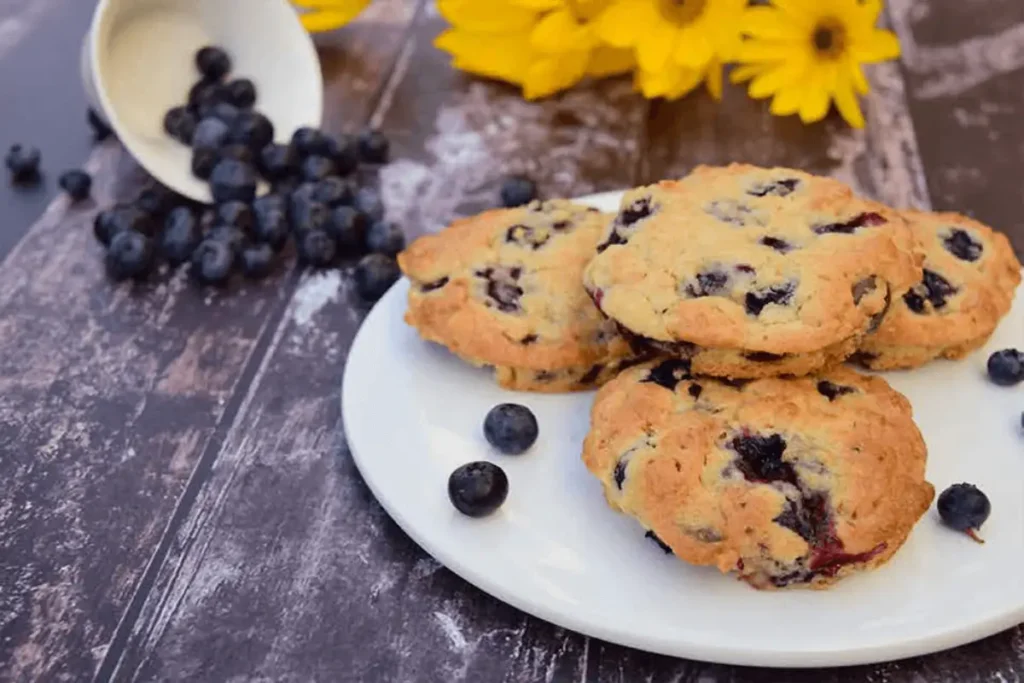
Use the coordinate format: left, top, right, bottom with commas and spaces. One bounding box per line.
798, 68, 831, 124
847, 59, 869, 95
705, 60, 724, 100
742, 7, 803, 40
636, 18, 676, 72
524, 51, 590, 99
854, 30, 901, 63
770, 85, 804, 116
587, 46, 635, 78
747, 56, 808, 99
531, 7, 593, 54
436, 0, 540, 32
595, 0, 652, 48
833, 66, 865, 128
730, 63, 765, 84
509, 0, 564, 9
637, 66, 703, 100
435, 29, 533, 84
737, 41, 804, 64
298, 4, 369, 32
673, 28, 714, 70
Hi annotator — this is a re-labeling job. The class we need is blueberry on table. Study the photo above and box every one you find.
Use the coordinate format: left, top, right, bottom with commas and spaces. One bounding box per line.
366, 221, 405, 257
300, 155, 337, 182
354, 187, 385, 223
297, 229, 337, 267
208, 224, 248, 256
105, 230, 154, 281
87, 108, 113, 141
291, 197, 330, 234
209, 159, 257, 204
987, 349, 1024, 386
291, 126, 331, 157
134, 183, 177, 218
192, 117, 230, 151
191, 239, 235, 286
161, 207, 200, 265
259, 143, 299, 181
357, 129, 390, 164
937, 483, 991, 543
327, 206, 368, 254
448, 461, 509, 518
216, 201, 256, 234
240, 243, 276, 279
252, 198, 290, 252
191, 148, 219, 180
163, 106, 197, 145
93, 205, 155, 245
230, 111, 274, 151
59, 170, 92, 201
326, 134, 359, 175
5, 144, 41, 182
313, 176, 356, 207
500, 175, 537, 208
195, 46, 232, 81
224, 78, 257, 109
353, 254, 400, 302
253, 192, 288, 218
483, 403, 539, 455
218, 143, 255, 166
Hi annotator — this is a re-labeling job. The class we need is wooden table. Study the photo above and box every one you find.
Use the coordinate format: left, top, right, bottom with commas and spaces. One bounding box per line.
2, 1, 1022, 681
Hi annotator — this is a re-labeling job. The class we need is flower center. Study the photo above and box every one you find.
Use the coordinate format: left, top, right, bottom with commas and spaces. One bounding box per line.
812, 19, 846, 58
658, 0, 708, 26
567, 0, 613, 22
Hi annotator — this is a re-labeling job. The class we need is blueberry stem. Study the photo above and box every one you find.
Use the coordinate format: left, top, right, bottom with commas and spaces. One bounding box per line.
964, 528, 985, 544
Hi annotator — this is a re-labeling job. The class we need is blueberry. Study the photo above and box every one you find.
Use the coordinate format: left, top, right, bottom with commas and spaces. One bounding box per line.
240, 243, 276, 279
291, 126, 330, 156
366, 221, 405, 256
198, 208, 218, 233
483, 403, 539, 455
313, 176, 356, 207
357, 129, 390, 164
134, 183, 177, 218
59, 170, 92, 201
259, 143, 299, 181
327, 206, 368, 254
192, 117, 230, 151
207, 102, 241, 127
253, 192, 288, 217
224, 78, 257, 108
354, 187, 385, 223
213, 201, 254, 235
296, 229, 337, 267
987, 349, 1024, 386
191, 148, 220, 180
273, 176, 301, 196
191, 239, 235, 285
209, 159, 257, 204
252, 199, 290, 251
195, 46, 232, 81
93, 205, 155, 245
163, 106, 198, 144
291, 197, 331, 235
301, 155, 337, 182
943, 229, 983, 262
230, 111, 274, 151
937, 483, 990, 543
448, 461, 509, 517
5, 144, 41, 182
208, 224, 248, 255
500, 175, 537, 208
188, 80, 225, 114
87, 108, 113, 141
326, 134, 359, 175
105, 230, 154, 281
218, 143, 255, 166
354, 253, 400, 302
161, 207, 200, 265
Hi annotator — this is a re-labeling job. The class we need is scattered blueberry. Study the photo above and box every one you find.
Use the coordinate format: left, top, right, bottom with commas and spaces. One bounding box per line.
937, 483, 990, 543
289, 182, 319, 220
195, 46, 232, 81
163, 106, 198, 144
300, 155, 337, 182
191, 148, 220, 180
354, 187, 385, 223
218, 143, 255, 166
313, 176, 356, 207
987, 349, 1024, 386
354, 253, 400, 302
448, 461, 509, 517
357, 129, 389, 164
87, 108, 113, 141
5, 144, 41, 182
59, 170, 92, 201
208, 224, 248, 255
500, 175, 537, 208
161, 207, 200, 265
192, 117, 230, 151
291, 127, 331, 156
366, 221, 405, 257
93, 205, 155, 245
209, 159, 257, 204
484, 403, 539, 455
199, 208, 218, 233
134, 183, 177, 218
327, 206, 368, 253
240, 243, 276, 279
215, 201, 255, 234
105, 230, 154, 281
327, 134, 359, 175
230, 111, 274, 151
253, 192, 288, 217
291, 197, 331, 234
296, 229, 337, 267
224, 78, 257, 108
191, 239, 235, 286
259, 143, 300, 181
252, 195, 290, 251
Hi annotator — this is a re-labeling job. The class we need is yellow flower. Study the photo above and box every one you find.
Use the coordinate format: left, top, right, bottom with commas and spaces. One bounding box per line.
732, 0, 901, 128
292, 0, 371, 32
435, 0, 634, 99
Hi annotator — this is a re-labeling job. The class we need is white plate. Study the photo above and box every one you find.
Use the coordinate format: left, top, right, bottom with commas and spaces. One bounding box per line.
343, 192, 1024, 668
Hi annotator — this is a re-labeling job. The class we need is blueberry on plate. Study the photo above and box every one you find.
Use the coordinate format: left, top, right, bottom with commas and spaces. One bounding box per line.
483, 403, 539, 455
252, 198, 290, 251
105, 230, 154, 281
219, 143, 255, 166
209, 159, 257, 204
357, 129, 390, 164
326, 134, 359, 175
987, 349, 1024, 386
191, 147, 220, 180
207, 102, 242, 127
500, 175, 537, 208
448, 461, 509, 517
224, 78, 257, 108
5, 144, 41, 182
259, 143, 299, 181
161, 207, 200, 265
240, 243, 276, 279
300, 155, 337, 182
93, 205, 155, 245
87, 108, 113, 141
192, 117, 230, 151
163, 106, 198, 145
191, 238, 235, 286
366, 221, 405, 257
59, 170, 92, 201
291, 126, 330, 157
354, 186, 385, 223
353, 253, 400, 302
216, 201, 255, 234
327, 206, 368, 254
313, 176, 356, 207
297, 229, 337, 267
195, 46, 232, 81
230, 111, 274, 151
291, 197, 330, 234
937, 483, 991, 543
208, 224, 248, 255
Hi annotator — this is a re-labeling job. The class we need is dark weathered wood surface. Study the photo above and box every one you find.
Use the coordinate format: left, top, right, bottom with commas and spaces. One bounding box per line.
0, 0, 1021, 681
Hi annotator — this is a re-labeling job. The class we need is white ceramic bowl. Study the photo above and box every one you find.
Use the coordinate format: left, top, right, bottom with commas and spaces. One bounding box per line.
81, 0, 323, 203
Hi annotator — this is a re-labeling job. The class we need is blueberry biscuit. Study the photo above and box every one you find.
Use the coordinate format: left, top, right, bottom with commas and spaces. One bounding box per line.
583, 164, 921, 378
583, 360, 934, 589
855, 210, 1021, 370
399, 201, 635, 392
